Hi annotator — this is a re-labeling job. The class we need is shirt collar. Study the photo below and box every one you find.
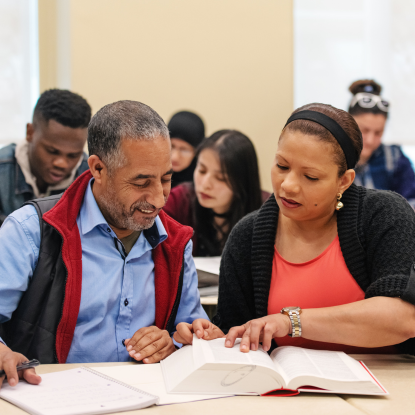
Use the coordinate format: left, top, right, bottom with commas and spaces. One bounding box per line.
79, 179, 167, 248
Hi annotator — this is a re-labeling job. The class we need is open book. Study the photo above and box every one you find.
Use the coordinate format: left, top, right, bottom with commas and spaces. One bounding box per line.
161, 336, 388, 396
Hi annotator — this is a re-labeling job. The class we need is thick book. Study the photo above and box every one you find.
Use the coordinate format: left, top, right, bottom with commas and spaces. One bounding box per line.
0, 367, 158, 415
161, 336, 388, 396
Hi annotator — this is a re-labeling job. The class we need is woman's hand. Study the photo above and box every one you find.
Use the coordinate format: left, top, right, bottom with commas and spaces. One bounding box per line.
174, 319, 225, 345
225, 314, 291, 352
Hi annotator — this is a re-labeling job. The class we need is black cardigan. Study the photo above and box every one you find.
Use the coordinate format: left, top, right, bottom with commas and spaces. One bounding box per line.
212, 184, 415, 354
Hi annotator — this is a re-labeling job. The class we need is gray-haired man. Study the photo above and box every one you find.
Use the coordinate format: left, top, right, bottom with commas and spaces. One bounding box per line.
0, 101, 207, 389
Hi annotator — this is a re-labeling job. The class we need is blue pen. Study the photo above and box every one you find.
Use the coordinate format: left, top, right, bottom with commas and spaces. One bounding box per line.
0, 359, 40, 378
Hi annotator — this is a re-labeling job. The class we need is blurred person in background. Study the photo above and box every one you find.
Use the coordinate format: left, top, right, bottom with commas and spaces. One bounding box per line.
348, 79, 415, 206
168, 111, 205, 188
164, 129, 269, 256
0, 89, 91, 225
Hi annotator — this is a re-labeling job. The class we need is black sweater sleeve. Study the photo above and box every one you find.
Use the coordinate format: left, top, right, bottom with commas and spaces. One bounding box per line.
362, 190, 415, 354
362, 190, 415, 300
212, 212, 258, 334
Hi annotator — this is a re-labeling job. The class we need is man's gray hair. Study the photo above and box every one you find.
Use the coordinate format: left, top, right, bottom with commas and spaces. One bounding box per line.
88, 100, 169, 171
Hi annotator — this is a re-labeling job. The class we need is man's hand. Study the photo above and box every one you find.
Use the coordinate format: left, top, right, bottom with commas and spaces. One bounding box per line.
174, 319, 225, 345
124, 326, 176, 364
225, 314, 291, 353
0, 343, 41, 389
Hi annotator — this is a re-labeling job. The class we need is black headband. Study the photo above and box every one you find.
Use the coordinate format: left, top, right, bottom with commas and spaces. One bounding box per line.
284, 110, 357, 169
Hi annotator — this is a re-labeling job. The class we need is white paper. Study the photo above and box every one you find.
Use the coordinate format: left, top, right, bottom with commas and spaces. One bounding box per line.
93, 363, 231, 405
193, 256, 221, 275
0, 367, 157, 415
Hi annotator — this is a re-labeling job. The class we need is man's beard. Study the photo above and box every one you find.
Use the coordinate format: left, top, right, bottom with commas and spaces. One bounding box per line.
97, 186, 165, 232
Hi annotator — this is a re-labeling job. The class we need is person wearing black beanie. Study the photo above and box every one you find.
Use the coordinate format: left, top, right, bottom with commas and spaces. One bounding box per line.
168, 111, 205, 188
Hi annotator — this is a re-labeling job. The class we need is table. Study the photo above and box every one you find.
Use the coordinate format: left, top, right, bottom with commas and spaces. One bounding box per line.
341, 354, 415, 415
1, 355, 415, 415
199, 296, 217, 320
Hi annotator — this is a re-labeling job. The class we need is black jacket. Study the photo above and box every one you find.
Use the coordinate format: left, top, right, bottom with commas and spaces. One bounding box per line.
213, 184, 415, 354
0, 195, 65, 363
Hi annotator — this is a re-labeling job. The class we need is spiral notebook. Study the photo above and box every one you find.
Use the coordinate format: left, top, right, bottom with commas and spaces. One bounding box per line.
0, 367, 158, 415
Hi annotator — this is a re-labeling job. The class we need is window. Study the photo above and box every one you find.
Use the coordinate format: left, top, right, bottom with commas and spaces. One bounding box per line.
294, 0, 415, 148
0, 0, 39, 147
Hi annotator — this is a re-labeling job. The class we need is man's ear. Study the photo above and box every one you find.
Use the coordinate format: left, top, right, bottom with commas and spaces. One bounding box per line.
88, 155, 108, 185
26, 123, 34, 143
338, 169, 355, 194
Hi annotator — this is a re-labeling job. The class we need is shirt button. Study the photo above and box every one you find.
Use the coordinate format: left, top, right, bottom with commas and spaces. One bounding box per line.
124, 299, 129, 306
107, 228, 111, 233
122, 339, 126, 346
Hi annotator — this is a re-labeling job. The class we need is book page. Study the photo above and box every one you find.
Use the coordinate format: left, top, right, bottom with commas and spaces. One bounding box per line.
197, 337, 277, 371
161, 344, 196, 390
271, 346, 371, 383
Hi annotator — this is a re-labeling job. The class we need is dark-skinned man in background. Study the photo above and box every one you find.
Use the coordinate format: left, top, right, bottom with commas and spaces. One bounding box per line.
0, 89, 91, 225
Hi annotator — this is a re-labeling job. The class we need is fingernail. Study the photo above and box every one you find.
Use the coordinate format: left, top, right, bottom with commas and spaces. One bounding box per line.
143, 358, 149, 363
251, 343, 256, 350
129, 350, 135, 356
241, 344, 247, 351
9, 378, 16, 386
196, 330, 202, 337
225, 340, 231, 347
204, 330, 209, 338
134, 353, 141, 360
127, 345, 132, 351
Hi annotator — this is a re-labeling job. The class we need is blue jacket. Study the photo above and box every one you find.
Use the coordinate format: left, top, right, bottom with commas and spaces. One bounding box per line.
354, 144, 415, 207
0, 143, 89, 224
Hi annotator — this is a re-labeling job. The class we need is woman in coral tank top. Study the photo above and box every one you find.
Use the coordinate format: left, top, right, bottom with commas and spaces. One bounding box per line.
175, 103, 415, 356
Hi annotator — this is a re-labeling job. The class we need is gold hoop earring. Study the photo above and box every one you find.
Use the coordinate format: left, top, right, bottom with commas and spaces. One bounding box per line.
335, 193, 343, 211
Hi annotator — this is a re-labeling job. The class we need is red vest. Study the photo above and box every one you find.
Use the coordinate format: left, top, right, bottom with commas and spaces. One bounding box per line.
43, 171, 193, 363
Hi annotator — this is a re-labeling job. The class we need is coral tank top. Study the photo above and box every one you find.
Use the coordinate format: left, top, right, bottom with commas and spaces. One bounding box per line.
268, 236, 396, 354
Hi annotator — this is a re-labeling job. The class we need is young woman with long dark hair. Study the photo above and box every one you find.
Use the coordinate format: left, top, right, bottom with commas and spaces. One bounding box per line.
164, 129, 268, 256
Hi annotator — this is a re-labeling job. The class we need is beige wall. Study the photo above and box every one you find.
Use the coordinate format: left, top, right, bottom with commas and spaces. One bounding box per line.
38, 0, 57, 91
38, 0, 293, 191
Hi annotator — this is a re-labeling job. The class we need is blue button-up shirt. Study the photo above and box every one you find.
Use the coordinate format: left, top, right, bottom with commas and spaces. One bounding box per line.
0, 179, 207, 362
